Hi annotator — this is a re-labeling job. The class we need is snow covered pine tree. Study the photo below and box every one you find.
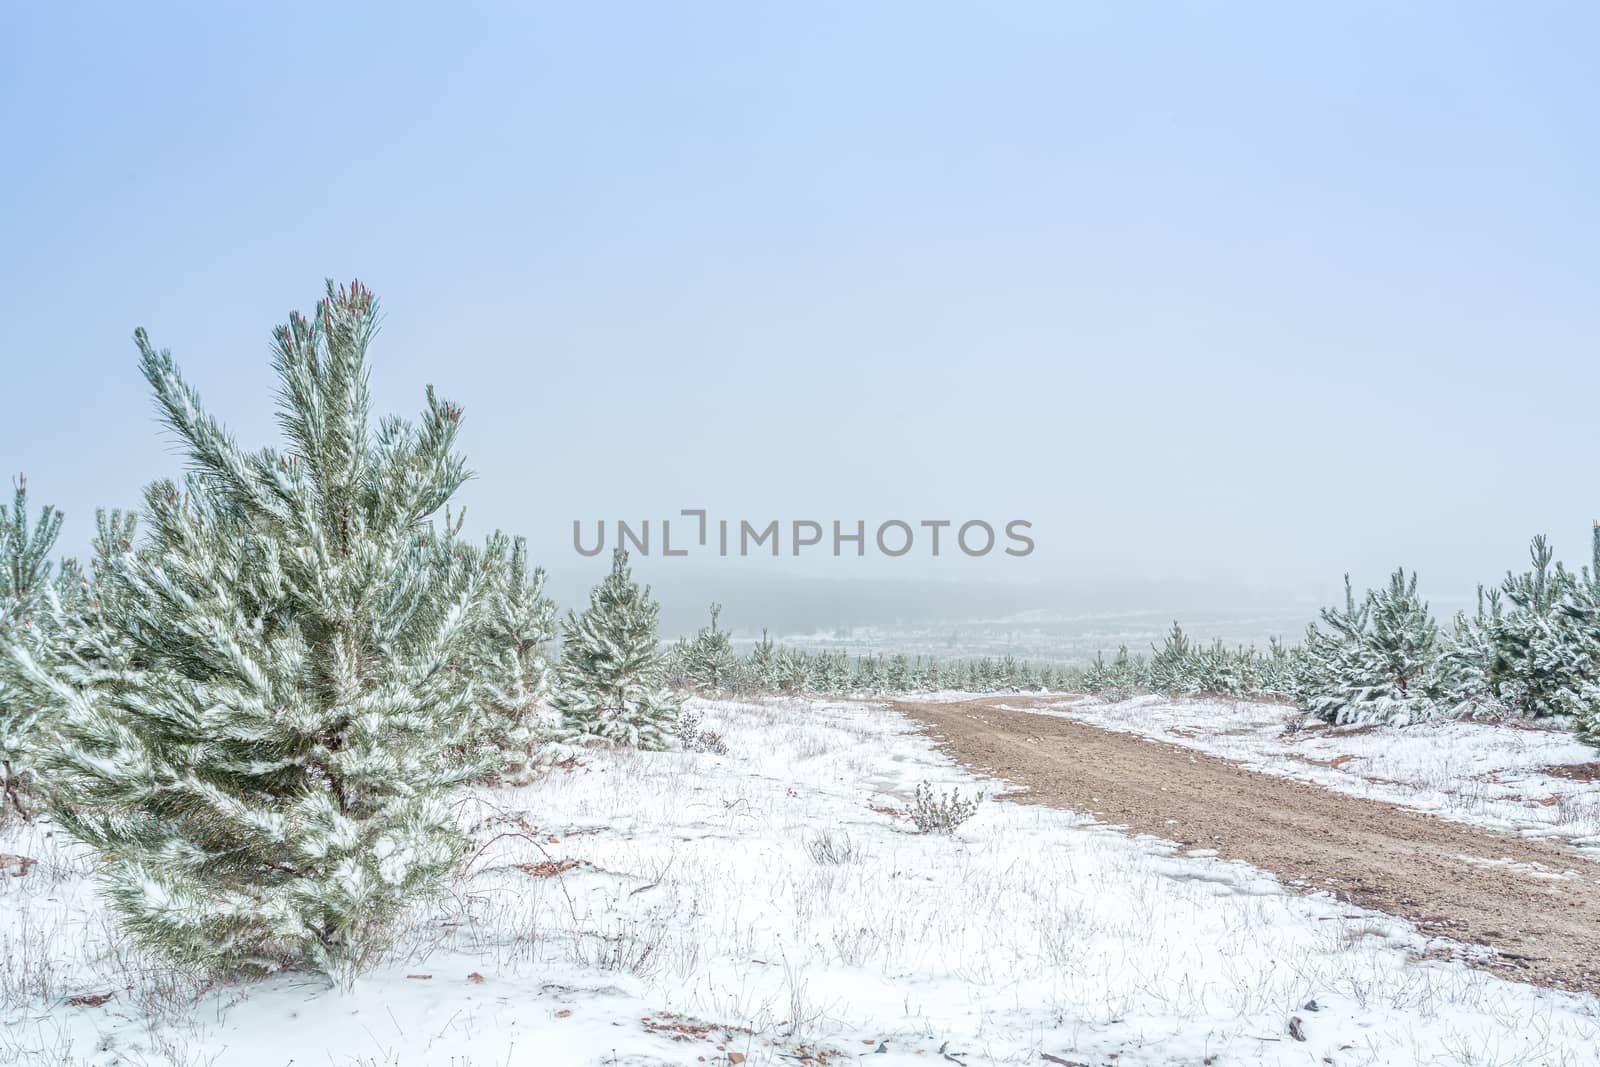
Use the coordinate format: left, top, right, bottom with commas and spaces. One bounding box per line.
0, 475, 71, 819
1490, 535, 1589, 719
553, 549, 683, 750
746, 627, 779, 691
472, 535, 557, 782
4, 282, 500, 987
685, 602, 736, 692
1301, 570, 1443, 724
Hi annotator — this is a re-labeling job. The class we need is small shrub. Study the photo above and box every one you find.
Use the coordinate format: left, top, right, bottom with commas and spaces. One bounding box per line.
908, 781, 981, 834
679, 709, 729, 755
803, 829, 860, 865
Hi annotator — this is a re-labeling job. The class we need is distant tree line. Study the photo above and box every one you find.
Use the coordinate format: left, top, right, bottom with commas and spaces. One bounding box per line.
665, 537, 1600, 746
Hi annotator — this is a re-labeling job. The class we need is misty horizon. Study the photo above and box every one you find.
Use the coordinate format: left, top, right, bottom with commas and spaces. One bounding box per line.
6, 3, 1597, 662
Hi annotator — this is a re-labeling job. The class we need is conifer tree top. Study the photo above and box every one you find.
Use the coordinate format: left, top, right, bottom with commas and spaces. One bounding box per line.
0, 474, 63, 602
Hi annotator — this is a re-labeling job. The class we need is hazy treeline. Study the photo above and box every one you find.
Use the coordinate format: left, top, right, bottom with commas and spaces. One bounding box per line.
670, 532, 1600, 749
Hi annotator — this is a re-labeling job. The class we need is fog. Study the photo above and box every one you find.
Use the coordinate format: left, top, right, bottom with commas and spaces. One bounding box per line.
4, 4, 1597, 656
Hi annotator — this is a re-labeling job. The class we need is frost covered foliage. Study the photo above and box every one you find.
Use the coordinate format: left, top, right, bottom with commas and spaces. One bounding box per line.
1146, 622, 1194, 694
1142, 624, 1265, 697
1074, 626, 1278, 701
907, 781, 981, 834
554, 549, 682, 750
1437, 587, 1504, 716
745, 627, 780, 690
1079, 645, 1145, 697
1428, 530, 1600, 734
677, 707, 729, 755
0, 475, 77, 819
1073, 579, 1451, 722
1544, 529, 1600, 742
3, 281, 499, 987
471, 535, 556, 782
1300, 571, 1444, 725
1067, 531, 1600, 745
1483, 535, 1595, 720
661, 528, 1600, 748
680, 602, 736, 691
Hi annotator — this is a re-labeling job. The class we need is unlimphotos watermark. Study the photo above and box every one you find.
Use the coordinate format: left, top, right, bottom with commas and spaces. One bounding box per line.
572, 510, 1034, 559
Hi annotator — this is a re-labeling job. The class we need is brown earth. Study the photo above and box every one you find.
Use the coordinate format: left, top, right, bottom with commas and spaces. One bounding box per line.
1543, 761, 1600, 784
895, 696, 1600, 995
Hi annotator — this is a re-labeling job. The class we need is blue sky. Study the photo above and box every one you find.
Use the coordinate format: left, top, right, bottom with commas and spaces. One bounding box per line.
3, 2, 1598, 619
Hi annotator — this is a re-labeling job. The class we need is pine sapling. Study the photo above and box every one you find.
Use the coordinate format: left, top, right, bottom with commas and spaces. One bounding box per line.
553, 549, 682, 750
472, 536, 556, 781
5, 281, 499, 987
0, 474, 67, 820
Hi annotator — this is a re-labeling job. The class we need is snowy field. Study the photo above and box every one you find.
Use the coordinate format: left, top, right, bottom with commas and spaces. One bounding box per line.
1009, 695, 1600, 853
3, 697, 1598, 1066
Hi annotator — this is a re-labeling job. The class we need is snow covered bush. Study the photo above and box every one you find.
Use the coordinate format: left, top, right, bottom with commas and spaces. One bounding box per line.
554, 549, 683, 750
908, 781, 981, 834
3, 281, 499, 987
677, 706, 728, 755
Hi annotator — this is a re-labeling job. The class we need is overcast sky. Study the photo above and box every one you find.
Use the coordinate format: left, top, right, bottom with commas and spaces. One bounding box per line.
3, 2, 1597, 630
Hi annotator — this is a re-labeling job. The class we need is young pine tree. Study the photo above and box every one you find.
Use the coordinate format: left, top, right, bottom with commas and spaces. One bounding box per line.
473, 535, 557, 782
0, 475, 67, 819
885, 653, 913, 692
1297, 575, 1370, 718
685, 603, 736, 692
820, 651, 852, 693
5, 282, 498, 987
1148, 622, 1196, 695
1080, 651, 1112, 694
777, 647, 814, 693
1302, 570, 1443, 724
1553, 524, 1600, 743
1438, 585, 1505, 716
747, 627, 780, 692
854, 654, 883, 692
553, 549, 682, 750
1490, 535, 1588, 719
1365, 569, 1443, 711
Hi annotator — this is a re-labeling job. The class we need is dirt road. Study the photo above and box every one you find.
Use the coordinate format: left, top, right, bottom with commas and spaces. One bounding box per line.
896, 696, 1600, 995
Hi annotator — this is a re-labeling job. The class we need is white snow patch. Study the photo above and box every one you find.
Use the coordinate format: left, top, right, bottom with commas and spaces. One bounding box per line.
0, 696, 1594, 1065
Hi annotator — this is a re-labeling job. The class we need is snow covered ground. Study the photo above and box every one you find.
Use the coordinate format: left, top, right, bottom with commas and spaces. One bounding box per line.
1007, 695, 1600, 853
2, 696, 1598, 1066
